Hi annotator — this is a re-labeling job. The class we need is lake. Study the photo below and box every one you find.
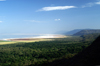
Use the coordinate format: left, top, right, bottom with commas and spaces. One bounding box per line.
0, 34, 41, 40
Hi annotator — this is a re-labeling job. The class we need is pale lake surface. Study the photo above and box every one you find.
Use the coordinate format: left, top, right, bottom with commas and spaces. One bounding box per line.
0, 35, 41, 40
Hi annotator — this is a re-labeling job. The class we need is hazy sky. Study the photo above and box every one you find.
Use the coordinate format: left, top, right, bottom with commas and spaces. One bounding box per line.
0, 0, 100, 34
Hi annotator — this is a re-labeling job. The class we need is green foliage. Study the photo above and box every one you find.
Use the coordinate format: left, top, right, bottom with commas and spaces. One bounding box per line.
0, 37, 92, 66
81, 33, 100, 41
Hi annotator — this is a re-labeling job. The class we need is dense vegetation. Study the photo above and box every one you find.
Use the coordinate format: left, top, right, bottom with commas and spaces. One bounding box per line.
81, 33, 100, 41
73, 29, 100, 36
62, 35, 100, 66
0, 36, 94, 66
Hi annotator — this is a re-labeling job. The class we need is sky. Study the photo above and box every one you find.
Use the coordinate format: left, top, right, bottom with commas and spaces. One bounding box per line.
0, 0, 100, 34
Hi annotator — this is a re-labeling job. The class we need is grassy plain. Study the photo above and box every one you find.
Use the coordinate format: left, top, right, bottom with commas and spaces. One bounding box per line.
0, 38, 54, 45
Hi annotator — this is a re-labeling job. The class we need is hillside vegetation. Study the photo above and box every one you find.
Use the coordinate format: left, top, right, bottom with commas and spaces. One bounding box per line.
47, 35, 100, 66
62, 35, 100, 66
0, 36, 93, 66
80, 33, 100, 41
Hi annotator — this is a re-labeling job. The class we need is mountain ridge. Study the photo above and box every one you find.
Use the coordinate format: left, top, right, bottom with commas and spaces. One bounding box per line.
73, 29, 100, 36
55, 29, 92, 35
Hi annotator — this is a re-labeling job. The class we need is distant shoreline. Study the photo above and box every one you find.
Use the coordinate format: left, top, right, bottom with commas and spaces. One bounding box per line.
0, 35, 67, 45
2, 35, 67, 41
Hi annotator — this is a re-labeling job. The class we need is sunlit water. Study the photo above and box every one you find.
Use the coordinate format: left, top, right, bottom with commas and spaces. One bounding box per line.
0, 34, 61, 40
0, 35, 40, 40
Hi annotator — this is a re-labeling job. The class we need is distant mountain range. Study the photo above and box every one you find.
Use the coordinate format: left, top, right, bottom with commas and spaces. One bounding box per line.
63, 29, 82, 35
56, 29, 84, 35
73, 29, 100, 36
56, 29, 100, 36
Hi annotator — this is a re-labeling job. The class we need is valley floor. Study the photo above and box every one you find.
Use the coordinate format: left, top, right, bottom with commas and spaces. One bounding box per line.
0, 35, 95, 66
0, 35, 67, 45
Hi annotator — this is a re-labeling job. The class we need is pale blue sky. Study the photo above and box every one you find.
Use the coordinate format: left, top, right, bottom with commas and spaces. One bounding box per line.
0, 0, 100, 34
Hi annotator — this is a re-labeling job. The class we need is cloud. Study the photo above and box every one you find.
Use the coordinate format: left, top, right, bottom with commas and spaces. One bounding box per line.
37, 6, 77, 11
0, 21, 2, 23
0, 0, 6, 1
95, 1, 100, 4
55, 19, 60, 21
24, 20, 42, 23
82, 1, 100, 8
82, 3, 94, 8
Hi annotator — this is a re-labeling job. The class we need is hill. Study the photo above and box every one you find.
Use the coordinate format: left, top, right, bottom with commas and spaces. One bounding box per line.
65, 35, 100, 66
46, 35, 100, 66
80, 33, 100, 41
73, 29, 100, 36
